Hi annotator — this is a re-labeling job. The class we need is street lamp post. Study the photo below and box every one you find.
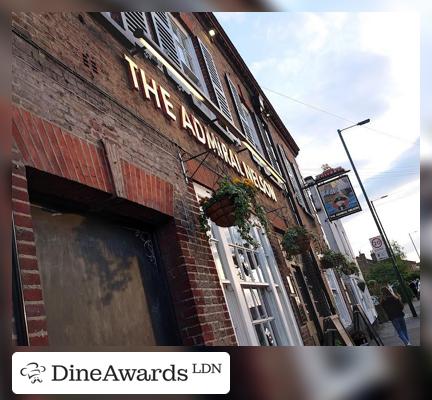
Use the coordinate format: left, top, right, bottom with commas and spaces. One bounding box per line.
408, 231, 420, 259
338, 120, 417, 317
371, 195, 392, 252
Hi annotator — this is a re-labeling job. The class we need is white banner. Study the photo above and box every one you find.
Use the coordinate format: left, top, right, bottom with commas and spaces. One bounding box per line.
12, 352, 230, 394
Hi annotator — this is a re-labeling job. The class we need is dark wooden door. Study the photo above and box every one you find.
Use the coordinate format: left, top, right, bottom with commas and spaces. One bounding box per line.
31, 204, 178, 346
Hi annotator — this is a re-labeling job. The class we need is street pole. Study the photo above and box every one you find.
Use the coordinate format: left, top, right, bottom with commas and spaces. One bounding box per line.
371, 199, 406, 278
408, 232, 420, 259
370, 199, 393, 253
338, 122, 417, 317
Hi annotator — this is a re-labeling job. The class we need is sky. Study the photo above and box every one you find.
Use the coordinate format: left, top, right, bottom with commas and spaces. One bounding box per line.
215, 12, 421, 262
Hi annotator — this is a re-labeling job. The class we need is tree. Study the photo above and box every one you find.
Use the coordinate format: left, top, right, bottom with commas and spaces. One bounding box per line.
364, 259, 410, 286
390, 240, 406, 259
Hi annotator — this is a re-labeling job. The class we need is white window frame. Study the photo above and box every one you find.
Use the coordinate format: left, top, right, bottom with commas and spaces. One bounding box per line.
194, 183, 303, 346
325, 269, 352, 327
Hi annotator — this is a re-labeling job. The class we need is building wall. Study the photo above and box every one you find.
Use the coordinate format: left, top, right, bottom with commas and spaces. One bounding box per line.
12, 12, 334, 346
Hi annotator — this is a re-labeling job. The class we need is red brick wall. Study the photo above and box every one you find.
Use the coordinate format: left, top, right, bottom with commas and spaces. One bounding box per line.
12, 150, 49, 345
12, 104, 236, 346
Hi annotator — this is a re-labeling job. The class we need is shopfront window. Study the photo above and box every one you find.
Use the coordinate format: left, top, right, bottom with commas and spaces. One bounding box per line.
194, 183, 303, 346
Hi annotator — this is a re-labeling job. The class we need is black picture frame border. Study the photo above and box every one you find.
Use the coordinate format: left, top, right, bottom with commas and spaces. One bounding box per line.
316, 174, 362, 221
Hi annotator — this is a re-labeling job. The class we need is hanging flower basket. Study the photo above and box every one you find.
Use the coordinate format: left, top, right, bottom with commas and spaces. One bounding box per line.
320, 249, 359, 275
204, 195, 237, 227
282, 226, 314, 260
199, 177, 268, 248
320, 250, 346, 269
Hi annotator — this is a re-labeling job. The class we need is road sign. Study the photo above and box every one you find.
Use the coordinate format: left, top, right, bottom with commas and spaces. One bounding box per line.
369, 235, 389, 261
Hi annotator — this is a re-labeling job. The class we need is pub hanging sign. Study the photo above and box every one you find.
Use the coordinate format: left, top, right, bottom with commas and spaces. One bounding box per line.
317, 175, 361, 221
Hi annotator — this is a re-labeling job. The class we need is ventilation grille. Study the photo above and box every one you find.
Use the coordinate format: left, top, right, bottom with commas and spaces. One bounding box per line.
82, 53, 98, 74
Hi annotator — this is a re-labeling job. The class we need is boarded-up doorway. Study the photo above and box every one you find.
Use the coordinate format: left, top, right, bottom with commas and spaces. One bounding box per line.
31, 204, 177, 346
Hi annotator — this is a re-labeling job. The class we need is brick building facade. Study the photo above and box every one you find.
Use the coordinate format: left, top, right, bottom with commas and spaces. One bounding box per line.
12, 12, 337, 346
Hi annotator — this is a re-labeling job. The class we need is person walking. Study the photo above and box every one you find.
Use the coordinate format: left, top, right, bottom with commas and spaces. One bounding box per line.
380, 287, 411, 346
409, 280, 420, 300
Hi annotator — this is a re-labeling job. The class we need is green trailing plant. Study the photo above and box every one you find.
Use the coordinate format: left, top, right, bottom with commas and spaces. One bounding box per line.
281, 225, 314, 260
342, 261, 360, 276
199, 177, 268, 248
320, 249, 359, 276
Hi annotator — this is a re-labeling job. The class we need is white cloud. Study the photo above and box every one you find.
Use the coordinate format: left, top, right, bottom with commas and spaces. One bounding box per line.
217, 12, 420, 261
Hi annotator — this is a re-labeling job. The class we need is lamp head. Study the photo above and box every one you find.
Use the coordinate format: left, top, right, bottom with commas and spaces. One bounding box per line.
357, 119, 370, 126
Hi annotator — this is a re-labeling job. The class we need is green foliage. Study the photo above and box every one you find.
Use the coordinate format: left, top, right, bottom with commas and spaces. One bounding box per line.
320, 250, 359, 275
281, 226, 314, 260
364, 259, 410, 285
199, 177, 268, 248
363, 241, 412, 293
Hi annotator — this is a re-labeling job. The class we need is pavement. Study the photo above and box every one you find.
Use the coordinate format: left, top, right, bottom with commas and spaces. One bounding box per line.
376, 299, 421, 346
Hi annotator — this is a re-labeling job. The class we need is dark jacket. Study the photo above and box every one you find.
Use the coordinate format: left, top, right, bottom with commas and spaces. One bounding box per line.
380, 296, 405, 320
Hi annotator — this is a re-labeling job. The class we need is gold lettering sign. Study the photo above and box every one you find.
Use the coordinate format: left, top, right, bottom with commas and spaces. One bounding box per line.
124, 55, 277, 202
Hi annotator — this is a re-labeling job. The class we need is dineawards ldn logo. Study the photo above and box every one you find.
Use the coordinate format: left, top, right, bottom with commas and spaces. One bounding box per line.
12, 352, 230, 394
20, 362, 47, 383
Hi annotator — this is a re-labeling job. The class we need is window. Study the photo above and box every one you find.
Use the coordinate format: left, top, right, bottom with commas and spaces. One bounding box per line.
226, 75, 263, 151
102, 12, 207, 93
325, 269, 352, 328
254, 115, 282, 175
151, 13, 206, 91
292, 161, 314, 214
194, 183, 303, 346
276, 144, 313, 215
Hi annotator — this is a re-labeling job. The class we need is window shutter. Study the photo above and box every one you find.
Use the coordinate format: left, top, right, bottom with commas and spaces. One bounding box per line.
226, 75, 254, 142
101, 12, 150, 46
123, 12, 150, 40
276, 144, 307, 210
198, 38, 233, 121
292, 161, 313, 213
254, 115, 281, 174
151, 12, 181, 69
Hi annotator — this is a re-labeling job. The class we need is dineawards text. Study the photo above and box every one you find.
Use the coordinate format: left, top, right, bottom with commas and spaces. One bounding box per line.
52, 364, 189, 382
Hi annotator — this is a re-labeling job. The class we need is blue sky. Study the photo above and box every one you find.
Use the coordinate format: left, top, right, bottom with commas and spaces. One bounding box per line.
215, 12, 421, 261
